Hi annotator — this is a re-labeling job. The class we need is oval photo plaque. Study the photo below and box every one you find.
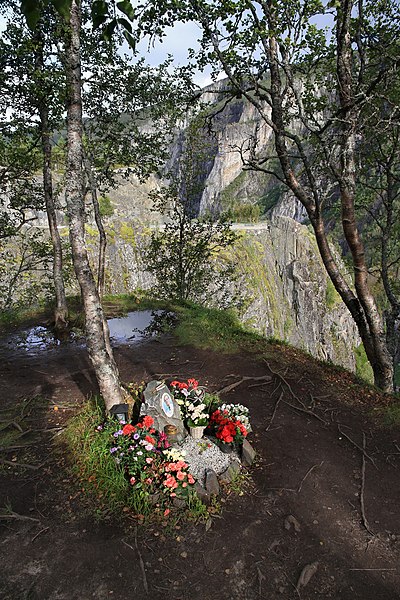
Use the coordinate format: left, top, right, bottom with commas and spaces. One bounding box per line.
161, 392, 174, 418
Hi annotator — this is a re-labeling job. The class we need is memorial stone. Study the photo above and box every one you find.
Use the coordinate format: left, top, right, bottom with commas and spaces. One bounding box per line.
140, 380, 186, 441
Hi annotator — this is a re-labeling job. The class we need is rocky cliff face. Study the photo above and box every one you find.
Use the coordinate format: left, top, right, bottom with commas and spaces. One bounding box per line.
233, 217, 359, 368
9, 80, 360, 371
96, 214, 359, 370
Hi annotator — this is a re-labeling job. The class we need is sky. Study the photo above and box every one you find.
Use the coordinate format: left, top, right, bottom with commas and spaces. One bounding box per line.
0, 8, 333, 90
134, 21, 215, 88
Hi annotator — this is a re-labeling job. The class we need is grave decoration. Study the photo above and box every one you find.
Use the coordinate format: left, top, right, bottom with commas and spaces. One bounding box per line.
208, 403, 250, 452
101, 378, 255, 512
140, 380, 186, 442
169, 379, 209, 439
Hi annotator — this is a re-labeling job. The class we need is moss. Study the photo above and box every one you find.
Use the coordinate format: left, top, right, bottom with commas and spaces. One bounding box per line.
283, 316, 293, 340
85, 224, 98, 238
119, 223, 136, 247
394, 363, 400, 389
106, 226, 116, 244
354, 343, 374, 385
234, 236, 283, 333
325, 279, 341, 310
98, 195, 114, 217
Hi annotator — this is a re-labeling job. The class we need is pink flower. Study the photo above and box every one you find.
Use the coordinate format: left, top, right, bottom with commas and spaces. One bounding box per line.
176, 471, 186, 481
164, 509, 170, 516
130, 477, 136, 485
146, 457, 153, 464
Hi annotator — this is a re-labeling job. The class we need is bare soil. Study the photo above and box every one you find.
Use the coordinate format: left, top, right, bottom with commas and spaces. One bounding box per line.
1, 326, 400, 600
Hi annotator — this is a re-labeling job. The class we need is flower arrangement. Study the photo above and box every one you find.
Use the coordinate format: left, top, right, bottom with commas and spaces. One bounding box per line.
170, 379, 209, 428
104, 415, 196, 501
219, 403, 250, 432
209, 407, 250, 445
160, 448, 195, 498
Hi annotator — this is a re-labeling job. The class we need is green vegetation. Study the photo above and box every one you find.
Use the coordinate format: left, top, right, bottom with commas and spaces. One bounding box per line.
98, 195, 114, 217
227, 203, 261, 223
259, 185, 284, 213
380, 402, 400, 427
325, 279, 341, 310
63, 394, 220, 523
173, 302, 265, 354
354, 343, 374, 385
64, 398, 153, 517
119, 223, 136, 246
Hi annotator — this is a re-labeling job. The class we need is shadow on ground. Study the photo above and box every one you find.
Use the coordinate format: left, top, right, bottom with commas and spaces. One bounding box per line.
0, 332, 399, 600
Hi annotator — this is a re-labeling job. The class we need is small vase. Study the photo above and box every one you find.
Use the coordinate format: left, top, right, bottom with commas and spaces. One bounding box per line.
189, 425, 206, 439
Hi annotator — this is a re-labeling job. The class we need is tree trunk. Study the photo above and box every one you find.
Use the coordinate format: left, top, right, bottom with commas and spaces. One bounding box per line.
64, 0, 125, 411
336, 0, 393, 391
34, 27, 68, 330
261, 1, 394, 392
83, 154, 106, 297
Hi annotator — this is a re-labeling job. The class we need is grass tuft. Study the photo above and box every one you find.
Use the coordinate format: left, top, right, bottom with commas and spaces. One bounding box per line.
63, 397, 152, 518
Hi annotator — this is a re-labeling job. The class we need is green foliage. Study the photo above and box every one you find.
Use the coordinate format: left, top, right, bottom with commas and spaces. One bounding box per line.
64, 397, 153, 517
119, 223, 136, 246
145, 117, 237, 304
227, 203, 261, 223
98, 195, 114, 217
380, 402, 400, 427
325, 279, 341, 310
174, 303, 264, 354
354, 344, 374, 385
0, 230, 54, 310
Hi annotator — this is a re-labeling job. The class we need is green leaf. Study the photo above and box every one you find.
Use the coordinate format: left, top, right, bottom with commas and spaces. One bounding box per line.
117, 17, 133, 34
49, 0, 72, 21
116, 0, 135, 21
102, 19, 118, 42
92, 0, 110, 29
20, 0, 41, 30
122, 29, 136, 50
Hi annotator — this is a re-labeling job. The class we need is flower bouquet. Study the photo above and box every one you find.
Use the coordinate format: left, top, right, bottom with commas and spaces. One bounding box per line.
209, 405, 250, 451
105, 415, 197, 502
169, 379, 209, 437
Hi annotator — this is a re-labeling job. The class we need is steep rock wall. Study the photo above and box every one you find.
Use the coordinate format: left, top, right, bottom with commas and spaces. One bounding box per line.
98, 216, 358, 370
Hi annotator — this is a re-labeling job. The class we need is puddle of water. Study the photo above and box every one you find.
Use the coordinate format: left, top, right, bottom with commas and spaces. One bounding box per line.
108, 310, 160, 344
0, 310, 175, 356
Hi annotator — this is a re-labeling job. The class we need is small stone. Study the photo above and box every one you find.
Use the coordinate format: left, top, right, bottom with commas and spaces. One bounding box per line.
284, 515, 301, 532
194, 482, 211, 505
173, 497, 186, 509
219, 461, 241, 483
180, 552, 187, 558
205, 469, 220, 495
241, 439, 256, 466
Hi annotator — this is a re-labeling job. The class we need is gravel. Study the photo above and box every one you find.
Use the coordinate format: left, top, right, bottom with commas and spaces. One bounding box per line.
177, 435, 240, 485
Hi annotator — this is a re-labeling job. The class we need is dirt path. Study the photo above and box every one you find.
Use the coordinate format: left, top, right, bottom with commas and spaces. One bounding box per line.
0, 330, 400, 599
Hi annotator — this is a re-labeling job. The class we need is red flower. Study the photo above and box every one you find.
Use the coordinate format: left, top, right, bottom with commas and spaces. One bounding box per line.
122, 424, 136, 436
142, 415, 154, 428
187, 378, 199, 388
145, 435, 156, 445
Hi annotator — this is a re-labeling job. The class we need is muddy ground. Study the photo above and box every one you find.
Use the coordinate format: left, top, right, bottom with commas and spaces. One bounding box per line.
0, 322, 400, 600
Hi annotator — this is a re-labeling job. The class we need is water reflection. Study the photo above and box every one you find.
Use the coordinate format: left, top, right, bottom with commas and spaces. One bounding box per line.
0, 310, 175, 356
108, 310, 175, 344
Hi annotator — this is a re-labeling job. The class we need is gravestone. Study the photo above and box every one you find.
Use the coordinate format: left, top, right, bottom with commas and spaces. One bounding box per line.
140, 380, 186, 441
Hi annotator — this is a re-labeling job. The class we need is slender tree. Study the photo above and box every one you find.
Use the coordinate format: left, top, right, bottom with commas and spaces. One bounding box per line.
134, 0, 399, 392
63, 0, 126, 410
